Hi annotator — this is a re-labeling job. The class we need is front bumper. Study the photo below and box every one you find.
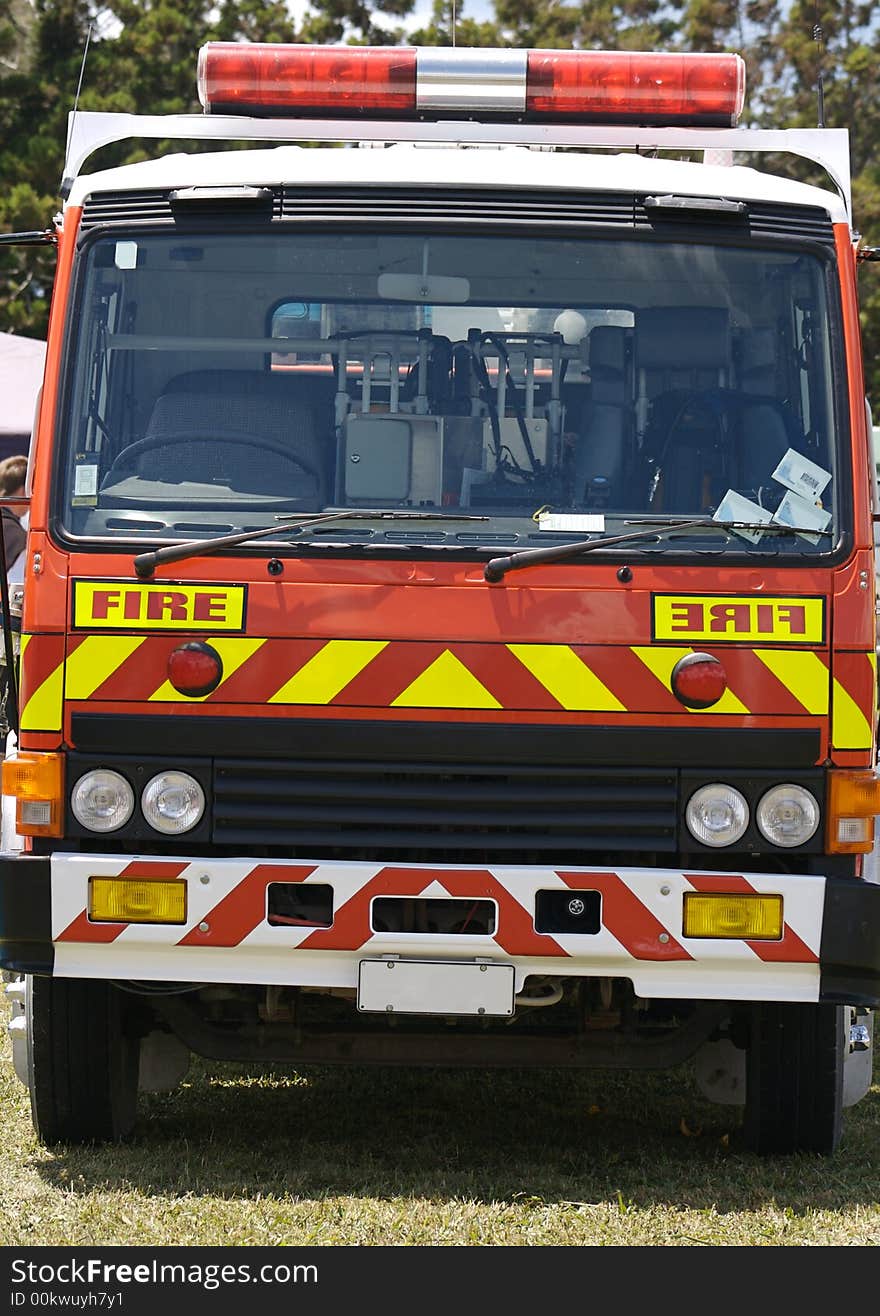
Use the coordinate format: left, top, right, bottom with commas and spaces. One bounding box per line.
1, 853, 879, 1007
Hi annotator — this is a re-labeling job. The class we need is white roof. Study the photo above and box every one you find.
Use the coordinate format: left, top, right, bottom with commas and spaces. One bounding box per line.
67, 141, 847, 223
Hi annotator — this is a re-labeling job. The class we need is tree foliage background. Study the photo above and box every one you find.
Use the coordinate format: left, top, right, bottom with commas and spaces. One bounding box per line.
1, 0, 879, 404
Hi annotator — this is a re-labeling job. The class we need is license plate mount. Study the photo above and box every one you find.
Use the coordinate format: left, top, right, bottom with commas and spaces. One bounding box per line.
357, 959, 515, 1017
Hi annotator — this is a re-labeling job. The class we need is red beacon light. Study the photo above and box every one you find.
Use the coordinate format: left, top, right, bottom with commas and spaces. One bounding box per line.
197, 44, 746, 127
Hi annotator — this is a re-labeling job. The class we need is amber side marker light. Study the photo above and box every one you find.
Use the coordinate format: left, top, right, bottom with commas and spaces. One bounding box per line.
1, 752, 64, 836
826, 770, 880, 854
89, 877, 187, 925
682, 892, 783, 940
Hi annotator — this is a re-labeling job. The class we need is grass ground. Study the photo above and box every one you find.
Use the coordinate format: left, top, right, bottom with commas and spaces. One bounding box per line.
0, 993, 878, 1246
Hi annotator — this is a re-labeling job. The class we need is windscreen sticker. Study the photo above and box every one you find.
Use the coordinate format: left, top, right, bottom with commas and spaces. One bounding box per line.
71, 457, 99, 507
771, 448, 832, 501
713, 489, 773, 543
771, 489, 832, 544
73, 580, 247, 631
652, 595, 825, 644
536, 512, 605, 533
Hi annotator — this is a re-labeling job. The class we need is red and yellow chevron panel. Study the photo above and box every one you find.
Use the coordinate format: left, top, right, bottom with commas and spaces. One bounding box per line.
25, 633, 843, 719
830, 650, 877, 750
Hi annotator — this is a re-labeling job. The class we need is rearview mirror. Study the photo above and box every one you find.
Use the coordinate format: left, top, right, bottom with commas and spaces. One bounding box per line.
377, 273, 470, 304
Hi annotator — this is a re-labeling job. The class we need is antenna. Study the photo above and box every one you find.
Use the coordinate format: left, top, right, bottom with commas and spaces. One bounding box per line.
451, 0, 456, 48
812, 18, 826, 129
61, 23, 93, 200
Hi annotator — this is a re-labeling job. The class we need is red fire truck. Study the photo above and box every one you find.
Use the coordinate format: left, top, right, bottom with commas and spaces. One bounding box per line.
2, 44, 878, 1154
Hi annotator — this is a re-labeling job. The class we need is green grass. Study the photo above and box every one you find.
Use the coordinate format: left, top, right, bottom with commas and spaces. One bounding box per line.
1, 993, 878, 1246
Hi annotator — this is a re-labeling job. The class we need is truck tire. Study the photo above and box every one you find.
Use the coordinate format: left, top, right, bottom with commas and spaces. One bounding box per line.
26, 975, 140, 1145
742, 1002, 844, 1155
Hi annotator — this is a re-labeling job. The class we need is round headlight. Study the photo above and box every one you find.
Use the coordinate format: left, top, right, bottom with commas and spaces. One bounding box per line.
756, 784, 819, 848
686, 783, 749, 848
71, 769, 135, 833
141, 771, 205, 835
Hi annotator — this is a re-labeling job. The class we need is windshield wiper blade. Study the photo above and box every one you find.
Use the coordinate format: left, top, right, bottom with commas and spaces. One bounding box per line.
483, 517, 831, 582
133, 509, 488, 578
635, 517, 832, 535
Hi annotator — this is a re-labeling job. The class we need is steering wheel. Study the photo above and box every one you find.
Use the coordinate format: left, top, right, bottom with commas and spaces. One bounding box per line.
102, 431, 324, 487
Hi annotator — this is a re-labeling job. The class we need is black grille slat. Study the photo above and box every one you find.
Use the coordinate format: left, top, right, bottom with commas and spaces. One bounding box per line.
214, 802, 674, 829
634, 198, 833, 244
279, 188, 636, 228
80, 186, 832, 244
216, 778, 675, 806
742, 202, 834, 243
80, 191, 176, 228
212, 758, 677, 855
208, 825, 670, 852
80, 189, 285, 230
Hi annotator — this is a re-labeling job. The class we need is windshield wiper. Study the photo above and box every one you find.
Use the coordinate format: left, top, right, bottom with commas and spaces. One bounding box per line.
483, 518, 832, 582
133, 509, 488, 579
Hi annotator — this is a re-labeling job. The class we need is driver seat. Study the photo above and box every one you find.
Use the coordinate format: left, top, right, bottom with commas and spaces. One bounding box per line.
635, 307, 731, 513
115, 370, 332, 501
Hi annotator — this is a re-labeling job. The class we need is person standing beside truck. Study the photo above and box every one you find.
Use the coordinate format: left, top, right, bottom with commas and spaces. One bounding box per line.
0, 453, 28, 587
0, 453, 27, 749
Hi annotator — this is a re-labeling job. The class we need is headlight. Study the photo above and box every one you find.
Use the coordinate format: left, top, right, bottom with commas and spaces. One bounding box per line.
756, 783, 819, 848
685, 783, 749, 848
141, 771, 205, 834
71, 769, 135, 833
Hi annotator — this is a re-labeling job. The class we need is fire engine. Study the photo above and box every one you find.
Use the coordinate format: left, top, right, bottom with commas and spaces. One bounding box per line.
1, 43, 878, 1155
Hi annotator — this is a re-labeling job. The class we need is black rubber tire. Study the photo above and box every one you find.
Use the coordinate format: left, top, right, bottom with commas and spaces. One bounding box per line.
26, 975, 140, 1145
742, 1002, 845, 1155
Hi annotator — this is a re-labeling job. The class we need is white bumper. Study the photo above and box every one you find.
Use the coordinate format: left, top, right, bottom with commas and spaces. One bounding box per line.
49, 854, 825, 1003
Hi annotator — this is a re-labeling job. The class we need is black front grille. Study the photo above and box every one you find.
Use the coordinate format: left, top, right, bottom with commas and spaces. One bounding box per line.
212, 757, 678, 859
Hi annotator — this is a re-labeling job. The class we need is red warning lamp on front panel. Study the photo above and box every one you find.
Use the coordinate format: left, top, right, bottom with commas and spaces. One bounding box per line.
167, 641, 224, 698
197, 43, 746, 126
671, 652, 728, 709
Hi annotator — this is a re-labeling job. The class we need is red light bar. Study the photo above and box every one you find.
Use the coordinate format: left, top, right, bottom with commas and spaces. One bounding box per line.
198, 44, 417, 116
197, 44, 746, 127
527, 50, 745, 125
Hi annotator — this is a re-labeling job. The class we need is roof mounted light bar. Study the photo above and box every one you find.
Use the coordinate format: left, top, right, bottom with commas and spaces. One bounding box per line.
196, 44, 746, 127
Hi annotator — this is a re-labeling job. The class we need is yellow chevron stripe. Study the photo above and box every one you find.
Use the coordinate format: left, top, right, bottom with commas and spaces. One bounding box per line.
149, 637, 267, 702
509, 644, 626, 711
268, 639, 388, 704
832, 676, 874, 749
19, 634, 64, 732
64, 635, 147, 700
631, 646, 750, 714
392, 649, 502, 709
753, 649, 829, 714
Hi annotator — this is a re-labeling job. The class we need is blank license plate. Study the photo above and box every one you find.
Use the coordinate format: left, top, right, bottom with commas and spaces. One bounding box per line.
357, 959, 515, 1017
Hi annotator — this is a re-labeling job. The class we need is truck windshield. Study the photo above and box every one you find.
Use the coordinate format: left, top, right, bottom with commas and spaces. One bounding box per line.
58, 227, 841, 559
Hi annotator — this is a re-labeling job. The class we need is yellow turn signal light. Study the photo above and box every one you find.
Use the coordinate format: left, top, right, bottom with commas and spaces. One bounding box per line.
89, 877, 187, 925
826, 770, 880, 854
1, 752, 64, 836
683, 892, 783, 940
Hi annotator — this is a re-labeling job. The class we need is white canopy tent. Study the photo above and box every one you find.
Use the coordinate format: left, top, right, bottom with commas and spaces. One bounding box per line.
0, 331, 46, 457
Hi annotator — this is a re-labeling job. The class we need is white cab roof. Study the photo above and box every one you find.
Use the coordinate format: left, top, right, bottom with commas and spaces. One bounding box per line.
67, 142, 848, 224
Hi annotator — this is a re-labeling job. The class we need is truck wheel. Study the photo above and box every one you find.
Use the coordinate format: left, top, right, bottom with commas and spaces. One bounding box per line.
742, 1002, 844, 1155
25, 975, 140, 1145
